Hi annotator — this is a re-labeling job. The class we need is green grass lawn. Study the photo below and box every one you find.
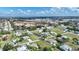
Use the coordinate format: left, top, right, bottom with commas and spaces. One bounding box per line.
36, 40, 52, 49
29, 35, 39, 40
66, 42, 79, 50
46, 35, 53, 39
51, 26, 64, 34
63, 32, 79, 39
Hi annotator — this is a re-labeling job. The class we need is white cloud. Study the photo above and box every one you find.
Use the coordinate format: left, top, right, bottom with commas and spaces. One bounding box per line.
72, 8, 79, 12
26, 10, 31, 12
17, 9, 28, 14
49, 8, 57, 13
18, 9, 24, 13
40, 11, 45, 14
36, 10, 49, 15
10, 9, 14, 12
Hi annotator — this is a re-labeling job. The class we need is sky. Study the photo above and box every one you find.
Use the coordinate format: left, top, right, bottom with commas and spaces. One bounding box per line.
0, 7, 79, 17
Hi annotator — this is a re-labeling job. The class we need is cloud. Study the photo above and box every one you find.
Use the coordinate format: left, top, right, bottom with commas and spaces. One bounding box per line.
17, 9, 33, 15
17, 9, 25, 14
36, 10, 50, 15
71, 8, 79, 13
26, 10, 31, 12
18, 9, 23, 13
40, 11, 46, 14
10, 10, 14, 12
1, 7, 79, 17
48, 7, 79, 16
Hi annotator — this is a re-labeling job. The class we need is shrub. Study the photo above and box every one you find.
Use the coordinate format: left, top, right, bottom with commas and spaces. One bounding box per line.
56, 34, 62, 37
43, 47, 52, 51
3, 43, 14, 51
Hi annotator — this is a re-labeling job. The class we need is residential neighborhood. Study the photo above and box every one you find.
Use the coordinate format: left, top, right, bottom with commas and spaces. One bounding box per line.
0, 7, 79, 51
0, 17, 79, 51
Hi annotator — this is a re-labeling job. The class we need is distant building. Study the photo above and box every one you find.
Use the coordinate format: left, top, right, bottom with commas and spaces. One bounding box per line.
59, 44, 72, 51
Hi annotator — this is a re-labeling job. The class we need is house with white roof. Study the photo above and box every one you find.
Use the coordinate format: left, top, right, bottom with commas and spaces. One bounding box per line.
46, 39, 57, 46
17, 45, 28, 51
59, 44, 72, 51
15, 30, 22, 36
